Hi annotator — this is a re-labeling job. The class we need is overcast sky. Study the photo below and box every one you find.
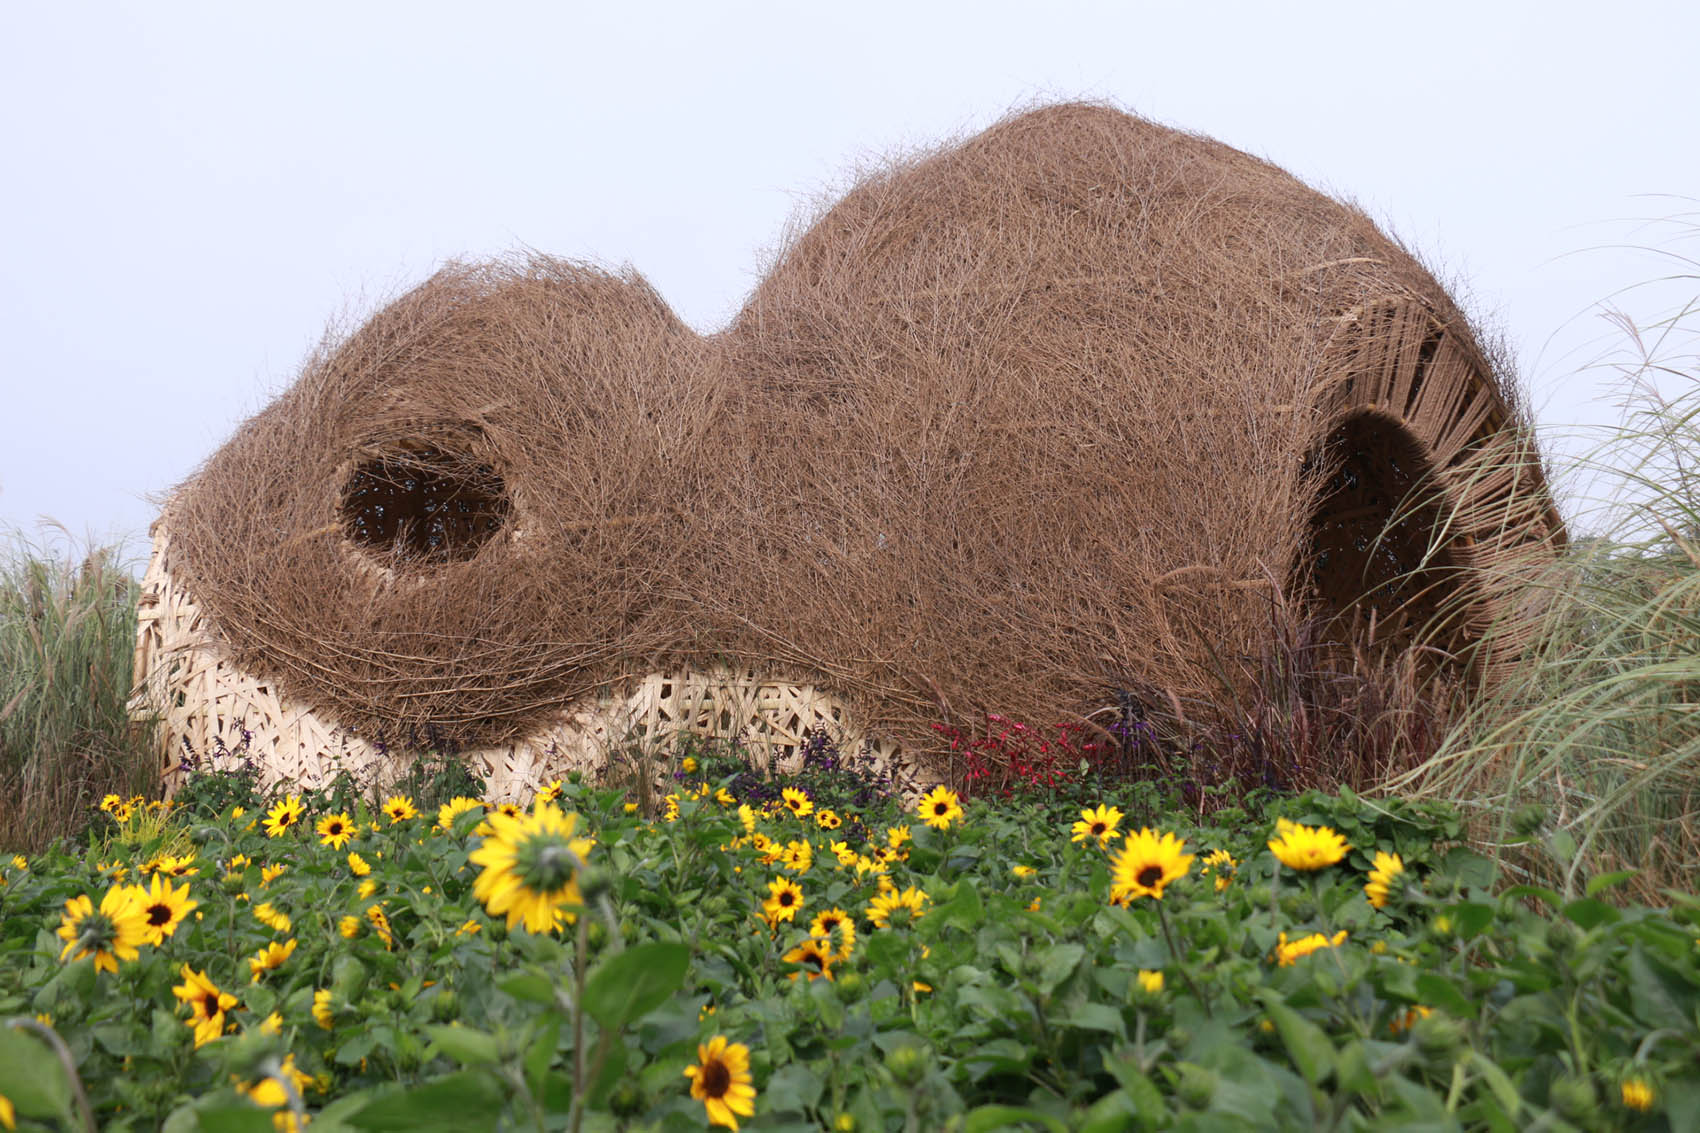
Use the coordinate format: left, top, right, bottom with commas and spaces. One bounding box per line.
3, 1, 1696, 555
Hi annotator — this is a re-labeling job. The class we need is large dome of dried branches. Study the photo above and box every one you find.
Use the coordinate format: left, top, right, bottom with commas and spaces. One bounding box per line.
135, 103, 1564, 799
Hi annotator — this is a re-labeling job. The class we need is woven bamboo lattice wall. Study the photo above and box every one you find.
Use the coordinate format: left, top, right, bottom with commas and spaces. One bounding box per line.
134, 524, 913, 801
133, 103, 1566, 799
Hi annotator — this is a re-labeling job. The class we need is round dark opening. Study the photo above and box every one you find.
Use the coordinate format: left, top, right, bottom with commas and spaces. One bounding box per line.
1302, 412, 1467, 647
341, 444, 511, 564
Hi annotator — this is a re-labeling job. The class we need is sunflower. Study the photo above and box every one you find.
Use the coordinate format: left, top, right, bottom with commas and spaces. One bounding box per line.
436, 796, 484, 831
715, 787, 736, 807
56, 884, 148, 973
366, 903, 395, 949
468, 801, 595, 934
1621, 1077, 1655, 1112
1136, 969, 1164, 996
172, 965, 238, 1048
347, 852, 371, 878
1364, 851, 1406, 908
866, 885, 929, 928
248, 938, 297, 981
154, 853, 199, 877
261, 796, 304, 838
1267, 818, 1350, 871
0, 1091, 13, 1130
313, 988, 335, 1030
809, 907, 856, 960
382, 795, 419, 824
536, 778, 565, 804
887, 825, 912, 849
684, 1035, 757, 1130
1200, 848, 1237, 892
99, 793, 122, 814
240, 1053, 315, 1118
780, 840, 813, 875
1071, 804, 1124, 846
131, 873, 197, 945
780, 787, 813, 819
783, 936, 837, 982
917, 786, 962, 831
814, 809, 841, 831
260, 864, 287, 886
1109, 828, 1194, 903
1012, 864, 1036, 879
761, 876, 805, 926
252, 902, 292, 933
338, 915, 361, 939
315, 812, 355, 849
1274, 929, 1347, 966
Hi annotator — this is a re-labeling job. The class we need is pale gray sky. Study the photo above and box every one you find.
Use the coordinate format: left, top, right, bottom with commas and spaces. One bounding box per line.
3, 0, 1696, 552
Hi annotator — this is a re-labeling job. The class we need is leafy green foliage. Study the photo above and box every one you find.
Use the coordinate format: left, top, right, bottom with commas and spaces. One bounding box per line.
0, 777, 1695, 1130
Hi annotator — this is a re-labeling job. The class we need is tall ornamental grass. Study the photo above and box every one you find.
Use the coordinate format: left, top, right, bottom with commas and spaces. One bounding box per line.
0, 529, 154, 852
1391, 238, 1700, 898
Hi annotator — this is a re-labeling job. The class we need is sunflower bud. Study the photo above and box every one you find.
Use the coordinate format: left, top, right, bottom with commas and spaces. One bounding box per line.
1411, 1013, 1465, 1062
885, 1043, 927, 1087
835, 971, 867, 1003
1176, 1063, 1217, 1109
609, 1079, 645, 1117
1549, 1075, 1598, 1123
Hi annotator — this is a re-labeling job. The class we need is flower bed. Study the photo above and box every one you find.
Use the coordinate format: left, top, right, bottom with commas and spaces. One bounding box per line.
1, 767, 1696, 1130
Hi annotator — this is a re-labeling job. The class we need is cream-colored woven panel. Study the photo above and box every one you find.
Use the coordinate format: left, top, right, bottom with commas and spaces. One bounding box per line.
130, 524, 917, 803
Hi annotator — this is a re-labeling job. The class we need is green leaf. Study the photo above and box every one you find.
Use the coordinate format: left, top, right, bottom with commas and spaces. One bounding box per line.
422, 1024, 501, 1066
1585, 870, 1638, 897
191, 1106, 281, 1133
1068, 1002, 1128, 1039
763, 1063, 824, 1113
1562, 898, 1621, 929
1077, 1089, 1140, 1133
1036, 942, 1086, 995
498, 971, 557, 1007
345, 1071, 506, 1131
1465, 1050, 1522, 1121
0, 1026, 74, 1120
1413, 972, 1477, 1019
1258, 993, 1335, 1084
962, 1104, 1069, 1132
582, 941, 690, 1028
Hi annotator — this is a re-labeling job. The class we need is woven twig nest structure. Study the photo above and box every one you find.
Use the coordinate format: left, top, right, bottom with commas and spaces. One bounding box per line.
134, 103, 1564, 801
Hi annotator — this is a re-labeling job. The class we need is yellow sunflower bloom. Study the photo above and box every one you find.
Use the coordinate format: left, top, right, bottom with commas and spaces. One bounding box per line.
1071, 804, 1124, 846
1621, 1077, 1655, 1112
131, 873, 197, 945
315, 812, 355, 849
1267, 818, 1350, 871
809, 907, 857, 960
916, 786, 962, 831
866, 885, 929, 928
248, 938, 297, 981
1136, 969, 1164, 996
172, 965, 238, 1048
0, 1090, 13, 1130
762, 876, 806, 926
468, 801, 595, 934
366, 903, 395, 949
56, 884, 149, 973
436, 796, 484, 831
780, 787, 813, 819
815, 809, 842, 830
537, 778, 565, 803
347, 851, 371, 878
381, 795, 419, 824
783, 936, 837, 982
262, 795, 305, 838
1274, 929, 1348, 966
684, 1035, 757, 1130
1109, 828, 1194, 903
313, 988, 335, 1030
1364, 851, 1406, 908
